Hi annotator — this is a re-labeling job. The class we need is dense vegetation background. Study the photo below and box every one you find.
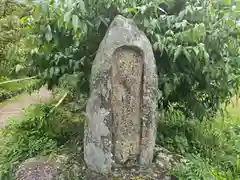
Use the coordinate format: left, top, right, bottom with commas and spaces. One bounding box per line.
0, 0, 240, 179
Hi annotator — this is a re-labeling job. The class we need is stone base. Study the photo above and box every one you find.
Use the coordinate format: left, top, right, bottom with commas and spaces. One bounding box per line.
86, 165, 175, 180
15, 147, 182, 180
16, 156, 60, 180
86, 170, 111, 180
15, 155, 83, 180
112, 165, 171, 180
84, 147, 183, 180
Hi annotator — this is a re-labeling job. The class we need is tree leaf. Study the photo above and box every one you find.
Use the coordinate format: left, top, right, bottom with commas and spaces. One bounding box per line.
64, 11, 72, 23
67, 0, 73, 9
49, 67, 54, 77
33, 6, 40, 20
20, 16, 28, 23
183, 48, 191, 62
204, 51, 209, 61
153, 43, 158, 51
55, 67, 60, 75
174, 45, 182, 62
126, 7, 137, 13
224, 0, 232, 5
158, 7, 167, 14
158, 43, 164, 52
99, 16, 108, 27
193, 46, 199, 56
45, 25, 52, 42
81, 21, 88, 35
143, 18, 149, 28
164, 83, 172, 97
69, 59, 74, 67
15, 64, 24, 73
72, 15, 80, 32
78, 0, 87, 15
79, 56, 86, 65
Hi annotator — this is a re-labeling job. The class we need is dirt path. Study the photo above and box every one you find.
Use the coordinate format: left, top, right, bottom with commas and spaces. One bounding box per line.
0, 87, 52, 128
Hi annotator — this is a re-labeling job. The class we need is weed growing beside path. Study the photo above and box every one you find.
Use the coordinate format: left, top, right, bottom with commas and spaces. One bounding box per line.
0, 101, 85, 179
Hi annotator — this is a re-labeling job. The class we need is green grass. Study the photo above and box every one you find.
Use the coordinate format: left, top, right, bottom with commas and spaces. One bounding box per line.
0, 91, 86, 179
0, 92, 26, 108
0, 76, 39, 102
225, 97, 240, 120
157, 98, 240, 180
0, 103, 84, 178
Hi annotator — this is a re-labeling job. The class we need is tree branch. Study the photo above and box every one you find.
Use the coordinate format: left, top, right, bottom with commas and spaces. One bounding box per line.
0, 76, 37, 85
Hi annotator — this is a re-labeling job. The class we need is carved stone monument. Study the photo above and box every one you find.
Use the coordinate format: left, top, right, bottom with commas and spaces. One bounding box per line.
84, 15, 158, 178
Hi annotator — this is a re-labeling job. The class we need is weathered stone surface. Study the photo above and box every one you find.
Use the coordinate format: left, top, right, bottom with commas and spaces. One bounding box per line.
86, 170, 111, 180
16, 155, 82, 180
112, 46, 143, 165
84, 15, 158, 176
154, 146, 184, 173
16, 156, 60, 180
109, 147, 183, 180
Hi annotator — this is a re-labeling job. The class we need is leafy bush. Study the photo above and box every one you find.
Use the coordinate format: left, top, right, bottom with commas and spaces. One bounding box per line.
0, 101, 85, 178
171, 154, 239, 180
19, 0, 240, 119
0, 0, 31, 77
0, 0, 27, 18
157, 107, 240, 179
171, 154, 216, 180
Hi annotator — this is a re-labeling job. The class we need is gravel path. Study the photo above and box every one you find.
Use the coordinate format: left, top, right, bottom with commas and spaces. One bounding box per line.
0, 87, 52, 128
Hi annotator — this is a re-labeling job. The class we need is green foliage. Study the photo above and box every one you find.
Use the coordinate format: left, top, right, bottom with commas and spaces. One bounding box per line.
21, 0, 240, 119
172, 154, 239, 180
157, 107, 240, 179
0, 0, 31, 77
0, 76, 39, 102
0, 0, 27, 18
171, 154, 216, 180
0, 100, 85, 178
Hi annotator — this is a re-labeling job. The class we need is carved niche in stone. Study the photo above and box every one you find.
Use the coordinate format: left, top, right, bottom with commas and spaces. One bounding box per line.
84, 15, 158, 176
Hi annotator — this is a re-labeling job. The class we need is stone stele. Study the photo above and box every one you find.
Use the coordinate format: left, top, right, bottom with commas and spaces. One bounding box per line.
84, 15, 158, 177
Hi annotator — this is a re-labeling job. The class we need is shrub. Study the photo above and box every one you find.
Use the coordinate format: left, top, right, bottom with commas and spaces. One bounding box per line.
0, 101, 85, 178
172, 154, 239, 180
157, 107, 240, 179
0, 1, 31, 77
171, 154, 216, 180
20, 0, 240, 119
